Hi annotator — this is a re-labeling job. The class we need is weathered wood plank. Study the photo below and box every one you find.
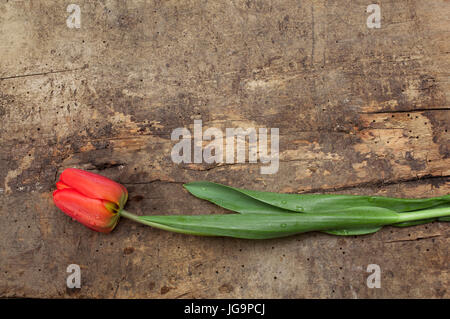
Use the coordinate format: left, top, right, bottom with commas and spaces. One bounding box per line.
0, 0, 448, 298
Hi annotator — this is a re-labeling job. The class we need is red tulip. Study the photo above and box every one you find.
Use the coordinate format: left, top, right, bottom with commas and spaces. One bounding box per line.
53, 168, 128, 233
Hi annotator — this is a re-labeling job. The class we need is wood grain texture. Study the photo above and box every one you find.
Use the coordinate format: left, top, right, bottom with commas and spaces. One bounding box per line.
0, 0, 448, 298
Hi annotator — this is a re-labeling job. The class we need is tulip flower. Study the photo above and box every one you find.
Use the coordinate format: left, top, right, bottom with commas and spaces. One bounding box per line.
53, 169, 450, 238
53, 168, 128, 233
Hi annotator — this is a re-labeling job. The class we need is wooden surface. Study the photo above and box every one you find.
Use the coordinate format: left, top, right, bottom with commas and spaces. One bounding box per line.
0, 0, 449, 298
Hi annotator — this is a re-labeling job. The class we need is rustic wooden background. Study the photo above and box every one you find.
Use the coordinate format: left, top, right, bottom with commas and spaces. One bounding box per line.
0, 0, 448, 298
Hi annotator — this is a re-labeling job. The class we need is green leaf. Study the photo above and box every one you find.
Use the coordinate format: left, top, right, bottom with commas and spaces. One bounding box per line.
323, 227, 382, 236
183, 181, 292, 214
184, 181, 450, 214
138, 209, 400, 239
184, 181, 450, 235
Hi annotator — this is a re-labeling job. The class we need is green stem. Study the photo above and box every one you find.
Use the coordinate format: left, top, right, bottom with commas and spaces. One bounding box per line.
397, 206, 450, 223
119, 209, 196, 234
119, 209, 141, 223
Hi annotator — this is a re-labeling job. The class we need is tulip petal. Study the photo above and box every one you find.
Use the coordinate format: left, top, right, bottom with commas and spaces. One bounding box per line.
58, 168, 128, 208
53, 188, 120, 233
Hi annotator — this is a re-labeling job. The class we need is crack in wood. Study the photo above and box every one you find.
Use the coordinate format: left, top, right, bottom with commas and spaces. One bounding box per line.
298, 174, 450, 194
385, 234, 443, 244
359, 107, 450, 114
0, 65, 88, 81
122, 179, 184, 185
